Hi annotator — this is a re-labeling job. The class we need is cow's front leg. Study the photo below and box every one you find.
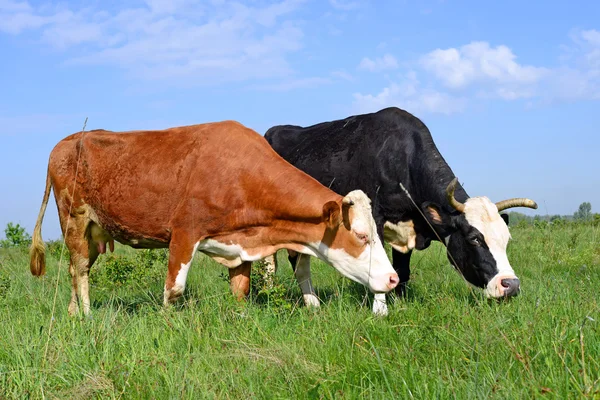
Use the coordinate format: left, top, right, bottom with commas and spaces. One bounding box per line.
229, 262, 251, 300
393, 248, 412, 298
372, 293, 388, 316
164, 234, 198, 306
371, 248, 413, 315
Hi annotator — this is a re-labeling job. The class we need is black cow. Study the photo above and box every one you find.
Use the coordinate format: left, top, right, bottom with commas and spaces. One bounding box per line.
263, 107, 537, 315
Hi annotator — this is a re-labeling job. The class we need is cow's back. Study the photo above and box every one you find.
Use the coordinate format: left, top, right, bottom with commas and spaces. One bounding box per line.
264, 107, 468, 227
265, 109, 422, 199
48, 121, 309, 244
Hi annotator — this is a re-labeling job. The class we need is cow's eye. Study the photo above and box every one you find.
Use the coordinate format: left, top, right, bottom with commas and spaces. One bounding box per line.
356, 233, 369, 244
471, 237, 481, 246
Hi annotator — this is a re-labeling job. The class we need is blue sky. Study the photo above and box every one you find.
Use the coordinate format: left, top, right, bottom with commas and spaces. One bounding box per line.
1, 0, 599, 240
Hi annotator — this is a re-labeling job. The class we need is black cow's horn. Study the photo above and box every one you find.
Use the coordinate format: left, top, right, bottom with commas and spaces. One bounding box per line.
446, 178, 466, 213
495, 198, 538, 211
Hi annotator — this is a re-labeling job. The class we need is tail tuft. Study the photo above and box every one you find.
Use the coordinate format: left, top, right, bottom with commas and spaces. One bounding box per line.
29, 230, 46, 276
29, 171, 51, 276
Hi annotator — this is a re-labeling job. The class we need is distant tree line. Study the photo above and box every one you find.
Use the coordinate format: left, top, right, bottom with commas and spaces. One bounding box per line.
507, 202, 599, 227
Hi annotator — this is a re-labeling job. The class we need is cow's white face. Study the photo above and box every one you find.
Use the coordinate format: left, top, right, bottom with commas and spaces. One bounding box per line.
309, 190, 399, 294
439, 196, 520, 297
462, 197, 518, 297
427, 178, 537, 299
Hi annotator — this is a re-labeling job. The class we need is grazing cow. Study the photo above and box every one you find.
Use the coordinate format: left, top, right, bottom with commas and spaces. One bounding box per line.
29, 121, 398, 315
263, 107, 538, 315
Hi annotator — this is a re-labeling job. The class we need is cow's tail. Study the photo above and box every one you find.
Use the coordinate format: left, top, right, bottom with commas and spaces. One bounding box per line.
30, 170, 52, 276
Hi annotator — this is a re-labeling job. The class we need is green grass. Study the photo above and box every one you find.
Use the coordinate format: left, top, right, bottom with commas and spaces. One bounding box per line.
0, 223, 599, 399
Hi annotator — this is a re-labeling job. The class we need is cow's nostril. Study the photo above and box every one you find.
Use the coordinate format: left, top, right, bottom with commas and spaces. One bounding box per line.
389, 274, 399, 288
500, 278, 520, 296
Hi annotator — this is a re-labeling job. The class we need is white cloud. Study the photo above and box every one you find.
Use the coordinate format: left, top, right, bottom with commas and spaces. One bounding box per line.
581, 29, 600, 46
331, 69, 354, 81
421, 41, 548, 89
254, 0, 306, 27
353, 72, 466, 115
358, 54, 398, 72
354, 31, 600, 115
0, 5, 74, 34
548, 29, 600, 101
493, 87, 535, 100
0, 0, 308, 86
418, 35, 600, 103
0, 0, 31, 13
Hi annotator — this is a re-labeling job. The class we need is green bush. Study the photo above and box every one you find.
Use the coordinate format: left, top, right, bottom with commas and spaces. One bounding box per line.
250, 258, 292, 312
0, 273, 10, 300
533, 219, 549, 229
137, 248, 169, 267
0, 223, 31, 248
90, 249, 167, 289
46, 238, 69, 260
103, 255, 137, 285
217, 257, 292, 312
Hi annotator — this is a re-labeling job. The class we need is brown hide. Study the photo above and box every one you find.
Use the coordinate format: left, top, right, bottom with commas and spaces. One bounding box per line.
50, 121, 341, 252
33, 120, 387, 315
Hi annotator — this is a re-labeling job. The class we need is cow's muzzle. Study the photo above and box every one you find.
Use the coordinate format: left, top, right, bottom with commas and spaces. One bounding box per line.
500, 278, 520, 297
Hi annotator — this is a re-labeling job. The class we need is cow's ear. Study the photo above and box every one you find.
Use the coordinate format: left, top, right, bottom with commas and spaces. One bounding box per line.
422, 202, 450, 226
323, 201, 342, 229
500, 213, 509, 226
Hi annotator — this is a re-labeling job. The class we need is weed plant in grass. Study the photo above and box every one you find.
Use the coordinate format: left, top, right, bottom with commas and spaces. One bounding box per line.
0, 223, 598, 398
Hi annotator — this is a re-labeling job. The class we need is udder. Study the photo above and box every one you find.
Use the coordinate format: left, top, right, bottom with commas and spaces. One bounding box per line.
89, 222, 115, 254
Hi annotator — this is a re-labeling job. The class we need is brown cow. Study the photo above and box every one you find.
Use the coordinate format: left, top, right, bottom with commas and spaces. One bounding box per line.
29, 121, 399, 315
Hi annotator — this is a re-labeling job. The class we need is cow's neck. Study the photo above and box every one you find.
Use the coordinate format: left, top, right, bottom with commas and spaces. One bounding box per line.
202, 158, 342, 261
405, 140, 471, 244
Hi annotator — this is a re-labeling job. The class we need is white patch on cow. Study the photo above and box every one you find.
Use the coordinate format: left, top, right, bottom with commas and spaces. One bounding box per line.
197, 238, 265, 266
309, 190, 398, 294
384, 220, 416, 253
164, 241, 200, 305
372, 293, 388, 316
463, 197, 516, 297
294, 254, 320, 308
312, 243, 394, 293
174, 241, 200, 293
305, 237, 398, 293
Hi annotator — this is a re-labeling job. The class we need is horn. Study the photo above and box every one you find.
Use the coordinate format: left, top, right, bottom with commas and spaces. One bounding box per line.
495, 198, 538, 211
446, 178, 465, 213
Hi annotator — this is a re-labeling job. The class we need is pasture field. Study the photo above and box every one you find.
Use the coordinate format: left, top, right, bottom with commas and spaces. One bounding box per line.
0, 222, 599, 399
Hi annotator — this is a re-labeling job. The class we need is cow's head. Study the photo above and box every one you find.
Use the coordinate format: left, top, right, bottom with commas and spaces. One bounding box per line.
317, 190, 399, 294
422, 178, 537, 298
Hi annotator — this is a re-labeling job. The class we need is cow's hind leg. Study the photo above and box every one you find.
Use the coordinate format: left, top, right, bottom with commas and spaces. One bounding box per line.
68, 261, 79, 315
64, 223, 99, 316
164, 233, 199, 306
